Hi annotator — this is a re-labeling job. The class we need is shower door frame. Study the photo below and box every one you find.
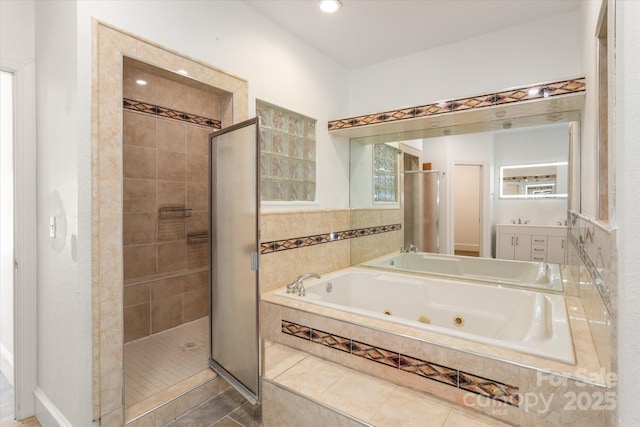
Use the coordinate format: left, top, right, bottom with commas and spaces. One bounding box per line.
208, 117, 262, 405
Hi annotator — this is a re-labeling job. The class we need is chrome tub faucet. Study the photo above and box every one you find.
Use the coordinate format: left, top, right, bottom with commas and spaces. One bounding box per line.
401, 243, 418, 253
286, 272, 321, 296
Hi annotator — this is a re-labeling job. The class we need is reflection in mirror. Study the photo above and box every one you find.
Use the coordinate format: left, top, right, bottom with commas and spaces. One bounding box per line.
349, 115, 581, 269
500, 161, 568, 198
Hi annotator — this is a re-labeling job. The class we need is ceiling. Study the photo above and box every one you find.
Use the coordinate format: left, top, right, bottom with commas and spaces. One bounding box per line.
244, 0, 581, 70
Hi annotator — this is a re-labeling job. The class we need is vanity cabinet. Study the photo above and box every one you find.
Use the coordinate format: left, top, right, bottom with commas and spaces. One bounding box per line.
496, 225, 567, 264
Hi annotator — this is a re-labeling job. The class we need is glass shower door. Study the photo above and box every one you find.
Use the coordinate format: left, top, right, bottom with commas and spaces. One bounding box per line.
209, 117, 261, 404
404, 170, 440, 253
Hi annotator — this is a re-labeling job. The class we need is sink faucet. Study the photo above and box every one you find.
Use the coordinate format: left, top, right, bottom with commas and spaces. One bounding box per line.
286, 272, 321, 296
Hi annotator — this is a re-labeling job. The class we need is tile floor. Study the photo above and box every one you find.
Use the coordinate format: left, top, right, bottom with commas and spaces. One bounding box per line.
164, 387, 261, 427
125, 317, 209, 408
2, 339, 512, 427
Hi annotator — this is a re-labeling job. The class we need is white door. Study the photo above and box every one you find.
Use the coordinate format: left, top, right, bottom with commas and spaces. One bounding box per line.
453, 164, 481, 256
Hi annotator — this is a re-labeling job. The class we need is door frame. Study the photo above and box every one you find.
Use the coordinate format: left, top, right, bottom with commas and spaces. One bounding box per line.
1, 55, 37, 419
448, 161, 489, 257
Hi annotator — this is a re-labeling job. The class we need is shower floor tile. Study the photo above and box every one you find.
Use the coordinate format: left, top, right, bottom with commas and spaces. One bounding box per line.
124, 317, 209, 408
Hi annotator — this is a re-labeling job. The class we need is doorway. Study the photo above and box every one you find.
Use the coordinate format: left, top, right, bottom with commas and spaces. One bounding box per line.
1, 57, 37, 422
453, 164, 482, 257
1, 69, 16, 421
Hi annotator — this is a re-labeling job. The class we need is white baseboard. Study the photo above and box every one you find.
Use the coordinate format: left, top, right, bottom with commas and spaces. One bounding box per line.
34, 387, 73, 427
0, 342, 14, 386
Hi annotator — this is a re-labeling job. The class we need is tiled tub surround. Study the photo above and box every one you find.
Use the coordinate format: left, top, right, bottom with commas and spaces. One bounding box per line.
263, 342, 512, 427
567, 210, 617, 405
350, 208, 403, 265
327, 77, 586, 131
262, 273, 614, 426
260, 209, 350, 293
259, 208, 404, 293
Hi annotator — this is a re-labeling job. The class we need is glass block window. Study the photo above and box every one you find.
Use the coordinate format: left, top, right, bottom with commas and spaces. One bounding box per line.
257, 100, 316, 202
373, 143, 398, 202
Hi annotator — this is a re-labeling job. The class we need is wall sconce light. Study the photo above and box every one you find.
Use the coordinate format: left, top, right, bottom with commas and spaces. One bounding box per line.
320, 0, 342, 13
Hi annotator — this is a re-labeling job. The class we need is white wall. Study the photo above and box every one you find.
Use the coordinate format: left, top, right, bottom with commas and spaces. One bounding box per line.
0, 0, 35, 60
613, 1, 640, 425
34, 2, 90, 425
348, 10, 583, 115
77, 0, 351, 212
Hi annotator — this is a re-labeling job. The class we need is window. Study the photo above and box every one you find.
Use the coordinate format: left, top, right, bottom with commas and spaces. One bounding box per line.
257, 100, 316, 202
373, 143, 398, 203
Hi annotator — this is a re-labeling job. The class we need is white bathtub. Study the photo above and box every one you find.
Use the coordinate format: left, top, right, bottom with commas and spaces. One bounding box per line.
361, 252, 563, 291
275, 268, 575, 364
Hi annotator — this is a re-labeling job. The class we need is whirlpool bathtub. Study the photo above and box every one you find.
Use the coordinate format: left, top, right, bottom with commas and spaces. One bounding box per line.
275, 268, 575, 364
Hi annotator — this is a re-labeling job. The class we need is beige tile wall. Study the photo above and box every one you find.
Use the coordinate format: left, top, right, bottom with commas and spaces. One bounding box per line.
260, 209, 351, 293
122, 61, 229, 342
350, 208, 403, 265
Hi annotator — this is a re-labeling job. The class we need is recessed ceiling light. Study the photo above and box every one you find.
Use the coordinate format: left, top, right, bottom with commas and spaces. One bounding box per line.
177, 69, 189, 76
136, 79, 147, 86
319, 0, 341, 13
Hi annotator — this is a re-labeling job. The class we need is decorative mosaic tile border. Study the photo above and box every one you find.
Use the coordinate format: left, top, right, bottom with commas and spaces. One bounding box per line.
260, 223, 402, 254
281, 320, 520, 407
123, 98, 222, 129
328, 77, 585, 131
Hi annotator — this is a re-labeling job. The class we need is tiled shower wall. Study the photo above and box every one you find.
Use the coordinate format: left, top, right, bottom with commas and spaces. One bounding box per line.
122, 62, 230, 343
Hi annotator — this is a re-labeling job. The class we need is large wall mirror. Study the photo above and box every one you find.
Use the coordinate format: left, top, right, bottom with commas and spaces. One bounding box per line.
345, 92, 583, 265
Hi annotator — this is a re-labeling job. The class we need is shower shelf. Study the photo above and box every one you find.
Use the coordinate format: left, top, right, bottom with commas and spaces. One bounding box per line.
158, 206, 193, 219
187, 232, 209, 244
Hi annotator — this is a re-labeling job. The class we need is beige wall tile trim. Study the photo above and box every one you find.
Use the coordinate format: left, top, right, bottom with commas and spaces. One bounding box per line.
123, 99, 222, 130
329, 78, 586, 131
260, 223, 401, 254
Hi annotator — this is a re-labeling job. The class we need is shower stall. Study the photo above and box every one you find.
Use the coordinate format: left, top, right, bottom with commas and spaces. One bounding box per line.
403, 170, 440, 253
121, 58, 235, 412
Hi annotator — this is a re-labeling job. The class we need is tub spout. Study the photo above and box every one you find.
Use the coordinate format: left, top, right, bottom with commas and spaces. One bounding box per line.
286, 272, 321, 296
534, 262, 550, 284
